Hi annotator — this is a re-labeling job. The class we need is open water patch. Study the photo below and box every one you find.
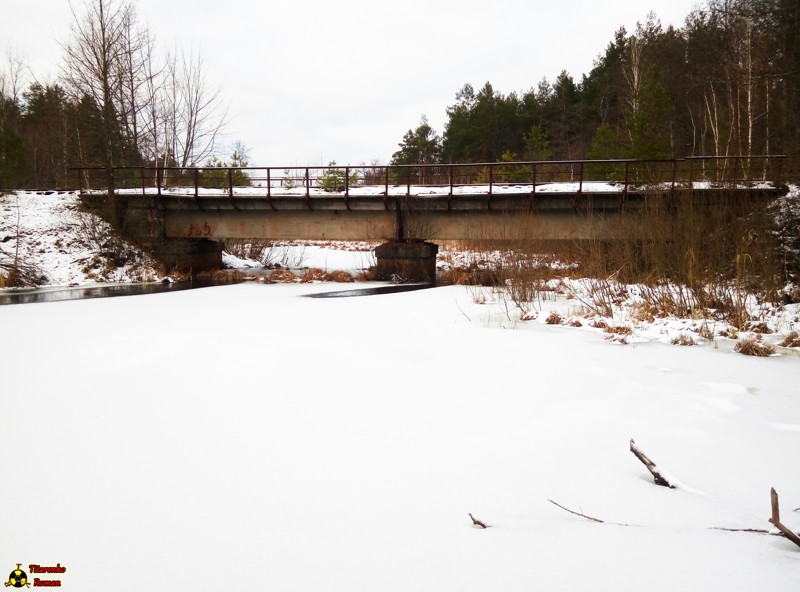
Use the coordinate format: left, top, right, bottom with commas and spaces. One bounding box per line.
0, 279, 226, 305
304, 283, 434, 298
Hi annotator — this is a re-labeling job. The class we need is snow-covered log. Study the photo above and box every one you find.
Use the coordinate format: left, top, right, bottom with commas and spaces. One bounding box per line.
629, 439, 676, 489
769, 488, 800, 549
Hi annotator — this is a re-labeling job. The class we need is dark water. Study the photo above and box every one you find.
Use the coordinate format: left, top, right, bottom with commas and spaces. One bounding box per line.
0, 280, 221, 305
0, 280, 435, 305
304, 283, 433, 298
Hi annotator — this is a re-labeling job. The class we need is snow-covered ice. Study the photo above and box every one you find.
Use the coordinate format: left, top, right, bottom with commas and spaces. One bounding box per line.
1, 189, 799, 591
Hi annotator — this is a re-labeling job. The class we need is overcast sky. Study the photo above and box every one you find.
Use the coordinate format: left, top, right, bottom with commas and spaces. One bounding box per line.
2, 0, 701, 166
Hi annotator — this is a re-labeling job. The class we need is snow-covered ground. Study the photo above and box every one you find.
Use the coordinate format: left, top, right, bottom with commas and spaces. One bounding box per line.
1, 189, 799, 591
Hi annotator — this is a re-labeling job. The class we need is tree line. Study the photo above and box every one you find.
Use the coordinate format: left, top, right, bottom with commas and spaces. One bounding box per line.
2, 0, 798, 191
0, 0, 229, 190
392, 0, 800, 180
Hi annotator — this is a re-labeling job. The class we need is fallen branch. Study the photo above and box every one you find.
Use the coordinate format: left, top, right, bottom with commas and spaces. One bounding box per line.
546, 499, 641, 527
629, 439, 676, 488
710, 527, 780, 536
769, 488, 800, 548
547, 499, 604, 523
468, 513, 488, 529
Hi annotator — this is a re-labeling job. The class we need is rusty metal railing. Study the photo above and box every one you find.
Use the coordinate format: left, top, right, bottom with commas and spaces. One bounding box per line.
71, 155, 786, 200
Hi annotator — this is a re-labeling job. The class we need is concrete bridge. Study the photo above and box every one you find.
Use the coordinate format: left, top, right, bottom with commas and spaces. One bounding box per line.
75, 156, 786, 281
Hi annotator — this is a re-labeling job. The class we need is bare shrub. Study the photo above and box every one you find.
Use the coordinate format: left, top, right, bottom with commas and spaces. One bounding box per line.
0, 257, 46, 287
0, 194, 48, 286
568, 319, 583, 327
261, 243, 307, 268
562, 277, 617, 318
224, 238, 273, 261
735, 338, 776, 357
637, 283, 698, 318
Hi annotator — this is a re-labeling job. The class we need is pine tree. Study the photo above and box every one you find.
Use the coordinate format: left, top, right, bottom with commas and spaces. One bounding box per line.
391, 116, 442, 184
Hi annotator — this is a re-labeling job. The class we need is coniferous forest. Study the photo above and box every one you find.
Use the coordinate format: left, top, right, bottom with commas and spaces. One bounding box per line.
1, 0, 799, 190
391, 0, 800, 181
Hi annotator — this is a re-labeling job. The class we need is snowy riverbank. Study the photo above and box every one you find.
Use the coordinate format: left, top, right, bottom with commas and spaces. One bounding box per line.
2, 189, 799, 591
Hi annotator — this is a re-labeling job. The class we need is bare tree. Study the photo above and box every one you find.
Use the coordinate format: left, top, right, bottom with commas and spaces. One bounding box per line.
1, 48, 29, 103
61, 0, 128, 191
115, 5, 158, 164
165, 47, 228, 168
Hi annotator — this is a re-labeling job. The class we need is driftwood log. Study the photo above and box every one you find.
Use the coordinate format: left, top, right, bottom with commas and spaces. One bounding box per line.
769, 488, 800, 548
468, 513, 488, 529
629, 439, 676, 488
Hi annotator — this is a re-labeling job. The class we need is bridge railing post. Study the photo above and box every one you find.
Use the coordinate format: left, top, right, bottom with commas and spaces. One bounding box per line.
671, 159, 677, 193
448, 165, 454, 197
622, 160, 631, 197
384, 166, 389, 204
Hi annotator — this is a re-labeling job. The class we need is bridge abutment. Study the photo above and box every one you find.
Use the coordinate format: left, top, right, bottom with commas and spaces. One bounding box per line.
374, 241, 438, 284
80, 194, 223, 274
153, 238, 223, 273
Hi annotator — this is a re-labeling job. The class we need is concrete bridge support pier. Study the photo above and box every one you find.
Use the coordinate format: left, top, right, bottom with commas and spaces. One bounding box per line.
374, 241, 438, 284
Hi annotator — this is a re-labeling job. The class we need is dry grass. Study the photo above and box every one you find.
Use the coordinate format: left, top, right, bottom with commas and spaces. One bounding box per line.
746, 321, 773, 334
438, 268, 471, 285
605, 324, 633, 336
545, 310, 563, 325
671, 333, 696, 346
300, 268, 328, 283
698, 321, 714, 340
195, 269, 246, 283
268, 269, 298, 283
296, 268, 355, 283
353, 267, 379, 282
604, 324, 633, 344
779, 331, 800, 348
326, 270, 355, 283
734, 338, 776, 357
